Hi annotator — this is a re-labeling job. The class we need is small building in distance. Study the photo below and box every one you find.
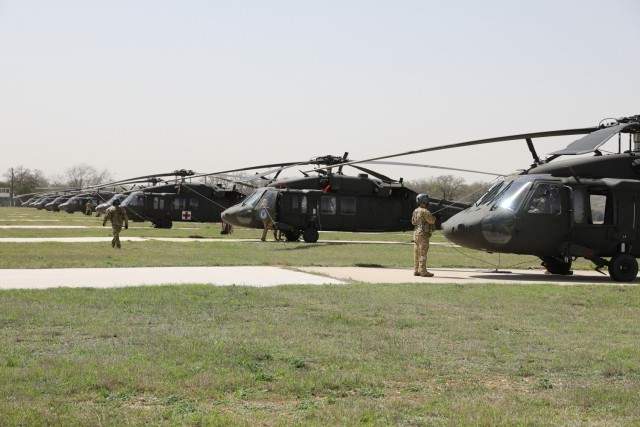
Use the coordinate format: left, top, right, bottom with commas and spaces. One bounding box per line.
0, 188, 12, 206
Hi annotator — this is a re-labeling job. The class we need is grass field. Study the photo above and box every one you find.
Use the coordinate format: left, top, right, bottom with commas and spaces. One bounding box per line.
1, 207, 638, 425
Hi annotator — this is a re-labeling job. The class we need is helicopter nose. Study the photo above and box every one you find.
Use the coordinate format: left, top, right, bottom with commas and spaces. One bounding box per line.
221, 209, 232, 224
443, 208, 516, 250
442, 219, 480, 248
442, 208, 491, 251
221, 206, 247, 227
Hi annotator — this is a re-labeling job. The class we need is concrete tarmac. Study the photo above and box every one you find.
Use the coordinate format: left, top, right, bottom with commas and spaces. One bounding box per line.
0, 266, 345, 289
0, 235, 633, 288
0, 265, 634, 290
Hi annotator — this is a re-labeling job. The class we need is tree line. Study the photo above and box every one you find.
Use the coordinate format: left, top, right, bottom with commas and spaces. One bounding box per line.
404, 175, 494, 203
1, 164, 113, 200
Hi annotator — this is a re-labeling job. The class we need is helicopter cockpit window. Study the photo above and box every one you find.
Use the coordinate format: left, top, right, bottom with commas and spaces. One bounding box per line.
242, 189, 266, 207
258, 191, 277, 209
526, 184, 561, 215
320, 196, 337, 215
341, 197, 356, 215
494, 181, 532, 211
123, 193, 144, 207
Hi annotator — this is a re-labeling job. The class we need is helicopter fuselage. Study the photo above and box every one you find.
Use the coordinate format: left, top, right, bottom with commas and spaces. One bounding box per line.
443, 153, 640, 280
221, 174, 420, 242
121, 183, 244, 228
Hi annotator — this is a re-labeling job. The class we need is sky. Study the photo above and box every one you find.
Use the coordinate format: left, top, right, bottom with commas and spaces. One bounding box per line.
1, 0, 639, 186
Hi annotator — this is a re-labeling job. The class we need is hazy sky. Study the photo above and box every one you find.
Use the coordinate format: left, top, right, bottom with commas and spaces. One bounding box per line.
1, 0, 638, 185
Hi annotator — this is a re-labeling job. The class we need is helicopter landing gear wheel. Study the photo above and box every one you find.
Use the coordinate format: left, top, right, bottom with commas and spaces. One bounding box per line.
541, 256, 573, 275
608, 254, 638, 282
302, 228, 319, 243
161, 218, 173, 229
284, 230, 300, 242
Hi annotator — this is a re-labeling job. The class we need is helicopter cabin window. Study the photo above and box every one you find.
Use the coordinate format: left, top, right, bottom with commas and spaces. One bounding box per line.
301, 196, 307, 214
526, 184, 561, 215
320, 196, 337, 215
288, 193, 301, 213
173, 197, 186, 210
572, 189, 587, 224
589, 194, 609, 225
341, 197, 356, 215
494, 181, 532, 211
189, 198, 199, 209
153, 196, 164, 210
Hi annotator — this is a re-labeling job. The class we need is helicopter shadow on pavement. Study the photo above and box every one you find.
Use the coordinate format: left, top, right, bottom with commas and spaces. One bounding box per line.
277, 241, 364, 251
466, 269, 638, 285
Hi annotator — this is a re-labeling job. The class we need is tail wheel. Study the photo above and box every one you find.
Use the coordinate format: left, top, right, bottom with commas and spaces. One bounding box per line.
609, 254, 638, 282
541, 256, 573, 275
302, 228, 319, 243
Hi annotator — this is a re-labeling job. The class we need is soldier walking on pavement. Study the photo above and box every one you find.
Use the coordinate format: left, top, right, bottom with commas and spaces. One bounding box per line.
103, 198, 129, 248
412, 193, 436, 277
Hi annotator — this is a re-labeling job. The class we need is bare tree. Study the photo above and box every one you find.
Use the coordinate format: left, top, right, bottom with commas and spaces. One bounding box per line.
64, 164, 113, 188
3, 166, 48, 196
406, 175, 492, 202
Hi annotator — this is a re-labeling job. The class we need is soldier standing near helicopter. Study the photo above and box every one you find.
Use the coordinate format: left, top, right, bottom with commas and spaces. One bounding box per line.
102, 198, 129, 248
412, 193, 436, 277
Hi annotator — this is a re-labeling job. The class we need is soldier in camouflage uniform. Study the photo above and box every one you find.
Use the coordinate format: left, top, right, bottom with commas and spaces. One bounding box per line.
85, 200, 93, 215
412, 193, 436, 277
261, 218, 282, 241
102, 198, 129, 248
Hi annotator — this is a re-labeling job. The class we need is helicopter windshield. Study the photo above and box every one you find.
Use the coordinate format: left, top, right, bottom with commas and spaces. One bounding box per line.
476, 180, 507, 206
242, 189, 267, 207
494, 181, 532, 211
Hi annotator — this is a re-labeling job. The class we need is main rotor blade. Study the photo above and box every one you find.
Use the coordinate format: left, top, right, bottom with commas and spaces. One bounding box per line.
364, 161, 505, 177
348, 164, 396, 182
302, 127, 597, 173
549, 122, 639, 155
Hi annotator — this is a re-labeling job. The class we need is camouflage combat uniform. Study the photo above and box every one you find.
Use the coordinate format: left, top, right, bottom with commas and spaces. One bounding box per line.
261, 218, 281, 241
85, 201, 93, 215
412, 206, 436, 276
103, 205, 129, 248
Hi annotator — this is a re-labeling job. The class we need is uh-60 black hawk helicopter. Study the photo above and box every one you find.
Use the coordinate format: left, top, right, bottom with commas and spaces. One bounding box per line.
116, 163, 320, 228
307, 115, 640, 282
221, 153, 470, 243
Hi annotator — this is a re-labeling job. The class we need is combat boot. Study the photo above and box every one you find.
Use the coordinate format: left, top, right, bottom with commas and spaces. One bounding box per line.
420, 271, 434, 277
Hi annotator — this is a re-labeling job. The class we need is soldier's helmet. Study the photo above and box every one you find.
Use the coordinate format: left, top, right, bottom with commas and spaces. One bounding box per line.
416, 193, 430, 205
112, 199, 121, 206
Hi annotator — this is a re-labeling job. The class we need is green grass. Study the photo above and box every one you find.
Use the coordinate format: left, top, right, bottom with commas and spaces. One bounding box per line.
0, 207, 637, 425
0, 284, 638, 425
0, 207, 593, 271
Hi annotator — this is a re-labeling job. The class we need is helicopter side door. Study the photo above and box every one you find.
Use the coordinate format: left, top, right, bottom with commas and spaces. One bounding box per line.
567, 186, 618, 256
512, 182, 568, 256
317, 195, 342, 231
